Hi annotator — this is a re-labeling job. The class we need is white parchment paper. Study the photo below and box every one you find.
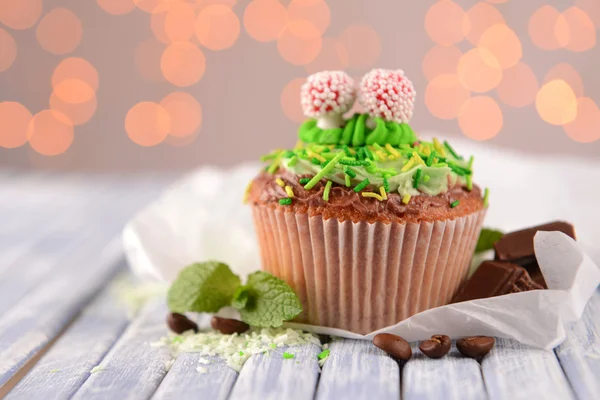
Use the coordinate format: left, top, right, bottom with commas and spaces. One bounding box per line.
123, 138, 600, 349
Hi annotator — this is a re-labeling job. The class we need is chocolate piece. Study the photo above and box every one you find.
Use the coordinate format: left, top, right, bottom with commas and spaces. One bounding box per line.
419, 334, 451, 359
452, 261, 543, 303
167, 313, 198, 334
494, 221, 576, 265
457, 336, 495, 358
211, 316, 250, 335
373, 333, 412, 361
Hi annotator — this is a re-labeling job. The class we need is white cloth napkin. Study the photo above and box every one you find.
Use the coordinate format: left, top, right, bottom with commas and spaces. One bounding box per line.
122, 137, 600, 349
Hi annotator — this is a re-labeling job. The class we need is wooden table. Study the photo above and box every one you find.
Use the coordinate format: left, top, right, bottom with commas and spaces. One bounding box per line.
0, 171, 598, 400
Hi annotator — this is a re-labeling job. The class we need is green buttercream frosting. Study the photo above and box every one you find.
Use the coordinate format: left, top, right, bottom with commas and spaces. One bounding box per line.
261, 113, 474, 198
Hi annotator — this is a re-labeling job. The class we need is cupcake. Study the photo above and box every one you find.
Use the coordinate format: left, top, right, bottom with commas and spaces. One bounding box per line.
246, 69, 487, 334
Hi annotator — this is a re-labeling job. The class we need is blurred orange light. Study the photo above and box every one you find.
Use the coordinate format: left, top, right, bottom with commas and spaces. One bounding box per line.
0, 102, 32, 148
53, 79, 96, 105
496, 62, 539, 108
50, 92, 97, 126
125, 102, 171, 146
0, 28, 17, 73
463, 2, 505, 45
422, 45, 462, 81
160, 92, 202, 138
425, 74, 471, 120
166, 131, 199, 147
478, 24, 521, 69
195, 5, 240, 51
338, 24, 381, 70
544, 63, 584, 98
36, 8, 83, 55
278, 20, 322, 66
151, 4, 170, 44
287, 0, 330, 34
165, 2, 196, 42
134, 0, 165, 14
425, 0, 467, 46
52, 58, 99, 93
27, 110, 74, 156
458, 96, 503, 141
281, 78, 306, 123
536, 80, 578, 126
161, 42, 206, 87
486, 0, 509, 3
555, 7, 596, 52
243, 0, 288, 43
0, 0, 42, 30
304, 37, 349, 74
96, 0, 136, 15
457, 48, 502, 93
563, 97, 600, 143
529, 6, 562, 51
575, 0, 600, 28
135, 38, 166, 82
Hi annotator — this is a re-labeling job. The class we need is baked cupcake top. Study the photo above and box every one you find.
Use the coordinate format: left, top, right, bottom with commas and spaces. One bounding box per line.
247, 69, 488, 223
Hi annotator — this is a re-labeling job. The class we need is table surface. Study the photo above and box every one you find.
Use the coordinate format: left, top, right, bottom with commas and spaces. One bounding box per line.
0, 170, 598, 400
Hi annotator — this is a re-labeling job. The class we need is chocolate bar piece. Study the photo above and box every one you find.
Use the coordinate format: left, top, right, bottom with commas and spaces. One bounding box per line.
493, 221, 576, 289
452, 261, 543, 303
494, 221, 576, 265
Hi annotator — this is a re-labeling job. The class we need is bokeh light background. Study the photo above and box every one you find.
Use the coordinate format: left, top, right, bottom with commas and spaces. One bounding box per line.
0, 0, 599, 170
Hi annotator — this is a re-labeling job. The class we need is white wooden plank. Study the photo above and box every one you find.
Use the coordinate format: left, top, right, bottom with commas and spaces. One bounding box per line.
403, 343, 487, 400
315, 339, 400, 400
71, 300, 171, 400
152, 353, 237, 400
229, 343, 320, 400
554, 290, 600, 400
6, 275, 131, 399
0, 237, 124, 387
482, 338, 575, 400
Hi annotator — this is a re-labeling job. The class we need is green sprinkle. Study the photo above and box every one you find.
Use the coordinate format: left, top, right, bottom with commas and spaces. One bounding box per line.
483, 188, 490, 207
299, 177, 311, 185
269, 343, 277, 349
342, 145, 352, 157
321, 159, 330, 168
283, 150, 295, 158
432, 162, 448, 168
423, 174, 431, 183
304, 152, 345, 190
425, 152, 436, 167
353, 178, 370, 193
318, 349, 331, 359
364, 146, 375, 160
383, 177, 390, 193
267, 153, 283, 174
287, 155, 298, 167
239, 351, 245, 356
450, 200, 460, 208
343, 166, 356, 178
412, 168, 422, 189
444, 140, 463, 160
339, 159, 369, 166
345, 175, 351, 187
260, 153, 278, 162
449, 163, 472, 176
323, 180, 333, 201
311, 158, 321, 165
466, 174, 473, 191
283, 352, 295, 359
356, 146, 366, 161
468, 155, 474, 168
279, 198, 292, 205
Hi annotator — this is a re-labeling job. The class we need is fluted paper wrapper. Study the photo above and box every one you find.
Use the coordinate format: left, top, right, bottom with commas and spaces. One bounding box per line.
252, 205, 486, 334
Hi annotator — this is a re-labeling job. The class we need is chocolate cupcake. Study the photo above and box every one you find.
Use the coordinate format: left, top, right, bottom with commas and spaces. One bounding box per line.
246, 69, 487, 334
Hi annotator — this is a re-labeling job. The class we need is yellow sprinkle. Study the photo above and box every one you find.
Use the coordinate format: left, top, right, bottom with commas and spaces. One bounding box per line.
276, 178, 285, 187
401, 159, 415, 172
379, 186, 388, 200
422, 145, 431, 156
362, 192, 384, 201
412, 152, 425, 166
433, 138, 446, 157
402, 193, 411, 204
388, 155, 397, 160
294, 141, 304, 150
376, 150, 388, 160
385, 144, 401, 158
243, 182, 252, 204
306, 149, 326, 163
347, 147, 356, 155
284, 185, 294, 198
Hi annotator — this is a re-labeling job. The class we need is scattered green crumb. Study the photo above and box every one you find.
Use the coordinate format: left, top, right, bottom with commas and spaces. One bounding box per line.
269, 343, 277, 349
239, 351, 244, 356
283, 352, 295, 359
90, 365, 104, 374
317, 349, 330, 359
450, 200, 460, 208
279, 198, 292, 205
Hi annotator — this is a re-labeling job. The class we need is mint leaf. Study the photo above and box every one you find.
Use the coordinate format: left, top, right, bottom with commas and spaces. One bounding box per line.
235, 271, 303, 328
167, 261, 240, 313
231, 286, 249, 309
475, 228, 504, 253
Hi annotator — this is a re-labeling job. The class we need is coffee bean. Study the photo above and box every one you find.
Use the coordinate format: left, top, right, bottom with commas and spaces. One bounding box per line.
167, 313, 198, 334
456, 336, 495, 358
419, 334, 451, 358
373, 333, 412, 361
211, 316, 250, 335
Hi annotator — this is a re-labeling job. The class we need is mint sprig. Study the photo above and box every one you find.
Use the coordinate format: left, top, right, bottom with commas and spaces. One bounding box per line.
475, 228, 504, 253
167, 261, 303, 328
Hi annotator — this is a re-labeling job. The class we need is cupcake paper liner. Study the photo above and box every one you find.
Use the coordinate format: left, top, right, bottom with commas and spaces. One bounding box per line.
252, 205, 486, 334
